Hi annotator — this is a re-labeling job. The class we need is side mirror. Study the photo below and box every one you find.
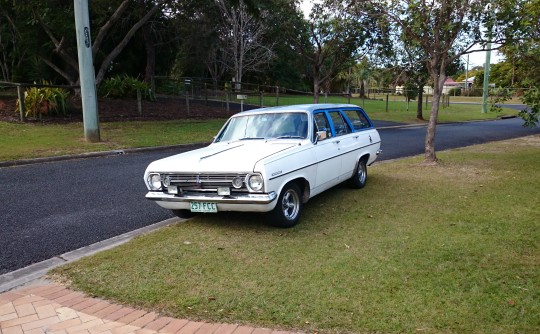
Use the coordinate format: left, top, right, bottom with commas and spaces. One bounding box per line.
316, 130, 327, 141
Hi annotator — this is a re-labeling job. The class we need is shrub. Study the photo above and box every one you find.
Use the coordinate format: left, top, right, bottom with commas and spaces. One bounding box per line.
520, 87, 539, 127
99, 75, 154, 101
16, 82, 70, 118
463, 88, 483, 97
448, 88, 461, 96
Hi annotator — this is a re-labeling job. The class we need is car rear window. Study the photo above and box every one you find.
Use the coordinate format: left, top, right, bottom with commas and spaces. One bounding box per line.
343, 109, 371, 130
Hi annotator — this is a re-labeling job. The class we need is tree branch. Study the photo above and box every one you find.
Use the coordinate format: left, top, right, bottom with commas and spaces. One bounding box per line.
92, 0, 130, 58
94, 4, 162, 85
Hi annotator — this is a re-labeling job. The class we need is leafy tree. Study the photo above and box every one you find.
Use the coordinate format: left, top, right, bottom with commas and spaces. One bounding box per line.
296, 1, 389, 103
350, 0, 523, 163
8, 0, 165, 87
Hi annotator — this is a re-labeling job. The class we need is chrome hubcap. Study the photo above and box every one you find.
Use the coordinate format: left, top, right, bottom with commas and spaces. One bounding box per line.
281, 190, 300, 220
358, 163, 366, 183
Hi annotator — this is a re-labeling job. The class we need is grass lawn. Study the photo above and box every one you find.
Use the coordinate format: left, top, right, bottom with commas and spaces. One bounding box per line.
0, 97, 520, 162
51, 135, 540, 334
0, 119, 225, 161
248, 94, 519, 122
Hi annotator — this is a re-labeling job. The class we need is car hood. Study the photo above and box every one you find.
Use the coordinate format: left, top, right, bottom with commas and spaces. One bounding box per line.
146, 141, 299, 173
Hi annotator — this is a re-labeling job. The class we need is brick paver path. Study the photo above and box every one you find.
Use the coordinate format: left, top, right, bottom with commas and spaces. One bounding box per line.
0, 283, 302, 334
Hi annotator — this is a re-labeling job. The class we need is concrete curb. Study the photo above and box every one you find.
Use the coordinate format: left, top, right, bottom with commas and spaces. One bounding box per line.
0, 217, 181, 293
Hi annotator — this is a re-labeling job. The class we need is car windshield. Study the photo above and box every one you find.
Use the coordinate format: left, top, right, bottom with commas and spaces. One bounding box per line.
215, 112, 308, 142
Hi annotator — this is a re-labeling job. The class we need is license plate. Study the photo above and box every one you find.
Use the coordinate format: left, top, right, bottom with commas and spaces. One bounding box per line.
190, 202, 218, 213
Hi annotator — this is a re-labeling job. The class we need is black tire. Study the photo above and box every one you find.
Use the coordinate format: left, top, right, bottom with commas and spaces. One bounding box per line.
349, 158, 368, 189
269, 182, 303, 228
171, 209, 196, 219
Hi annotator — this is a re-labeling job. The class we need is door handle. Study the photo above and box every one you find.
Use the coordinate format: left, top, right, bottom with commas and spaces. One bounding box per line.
333, 140, 340, 144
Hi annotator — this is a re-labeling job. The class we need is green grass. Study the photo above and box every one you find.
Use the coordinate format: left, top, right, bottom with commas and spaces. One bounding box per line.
51, 136, 540, 334
250, 94, 518, 123
0, 120, 225, 161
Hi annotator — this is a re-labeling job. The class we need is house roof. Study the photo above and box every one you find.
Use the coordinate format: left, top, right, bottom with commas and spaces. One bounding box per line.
444, 78, 460, 86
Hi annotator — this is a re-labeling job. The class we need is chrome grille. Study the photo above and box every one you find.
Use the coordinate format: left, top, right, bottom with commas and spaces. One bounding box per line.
162, 173, 248, 191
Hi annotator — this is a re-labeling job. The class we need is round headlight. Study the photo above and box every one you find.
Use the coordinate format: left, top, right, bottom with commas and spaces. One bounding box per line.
148, 173, 162, 190
232, 176, 244, 189
162, 175, 171, 187
247, 174, 264, 192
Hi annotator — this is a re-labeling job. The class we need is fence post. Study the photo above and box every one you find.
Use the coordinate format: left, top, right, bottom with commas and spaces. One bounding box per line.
386, 94, 389, 112
185, 91, 190, 115
259, 85, 263, 106
226, 84, 230, 112
137, 89, 142, 115
17, 85, 26, 122
425, 94, 428, 109
275, 86, 279, 106
205, 83, 208, 105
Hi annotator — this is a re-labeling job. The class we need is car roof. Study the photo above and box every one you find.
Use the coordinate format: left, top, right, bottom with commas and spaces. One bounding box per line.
237, 104, 362, 116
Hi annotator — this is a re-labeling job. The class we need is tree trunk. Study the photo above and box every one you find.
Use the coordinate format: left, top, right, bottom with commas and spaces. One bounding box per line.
424, 74, 446, 163
313, 80, 320, 103
417, 88, 424, 120
142, 24, 155, 83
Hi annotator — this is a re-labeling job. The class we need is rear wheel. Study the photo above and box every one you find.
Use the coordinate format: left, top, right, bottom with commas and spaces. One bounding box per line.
171, 209, 196, 219
349, 158, 368, 189
269, 183, 302, 228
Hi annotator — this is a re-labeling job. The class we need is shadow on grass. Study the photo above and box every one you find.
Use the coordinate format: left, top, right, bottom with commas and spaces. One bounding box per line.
183, 177, 380, 233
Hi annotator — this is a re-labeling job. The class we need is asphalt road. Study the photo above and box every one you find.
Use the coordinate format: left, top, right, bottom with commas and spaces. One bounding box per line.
1, 117, 539, 275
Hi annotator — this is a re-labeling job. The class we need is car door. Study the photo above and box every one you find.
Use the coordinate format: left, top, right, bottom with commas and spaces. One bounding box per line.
342, 108, 380, 168
327, 110, 357, 180
311, 111, 342, 194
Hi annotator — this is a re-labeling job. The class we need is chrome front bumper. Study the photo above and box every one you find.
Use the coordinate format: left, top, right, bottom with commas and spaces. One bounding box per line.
146, 191, 277, 204
146, 191, 278, 212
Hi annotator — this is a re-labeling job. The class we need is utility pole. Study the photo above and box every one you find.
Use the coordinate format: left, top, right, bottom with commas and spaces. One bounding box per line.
74, 0, 100, 142
465, 54, 469, 94
481, 47, 491, 113
481, 9, 493, 114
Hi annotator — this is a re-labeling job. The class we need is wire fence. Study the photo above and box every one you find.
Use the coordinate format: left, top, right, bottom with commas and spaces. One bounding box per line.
0, 78, 529, 122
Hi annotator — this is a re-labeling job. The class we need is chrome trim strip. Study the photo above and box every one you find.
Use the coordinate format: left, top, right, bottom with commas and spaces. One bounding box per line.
146, 191, 277, 204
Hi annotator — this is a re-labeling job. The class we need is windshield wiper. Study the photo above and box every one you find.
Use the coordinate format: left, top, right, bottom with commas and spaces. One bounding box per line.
275, 135, 304, 139
239, 137, 265, 140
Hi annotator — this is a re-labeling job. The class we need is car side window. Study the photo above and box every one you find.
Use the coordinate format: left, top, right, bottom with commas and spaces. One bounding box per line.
343, 109, 371, 131
314, 112, 331, 140
328, 111, 351, 136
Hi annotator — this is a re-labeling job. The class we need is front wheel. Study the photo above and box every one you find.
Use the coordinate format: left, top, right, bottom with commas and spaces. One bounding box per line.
349, 158, 368, 189
269, 183, 303, 228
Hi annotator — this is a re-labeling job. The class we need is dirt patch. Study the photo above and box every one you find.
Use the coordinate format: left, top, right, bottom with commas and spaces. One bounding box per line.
0, 95, 239, 123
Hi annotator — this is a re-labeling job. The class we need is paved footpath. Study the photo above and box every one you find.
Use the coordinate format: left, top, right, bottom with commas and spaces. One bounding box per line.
0, 282, 302, 334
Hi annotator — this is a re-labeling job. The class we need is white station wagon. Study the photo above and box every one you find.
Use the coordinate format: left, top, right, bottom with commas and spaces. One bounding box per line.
144, 104, 381, 227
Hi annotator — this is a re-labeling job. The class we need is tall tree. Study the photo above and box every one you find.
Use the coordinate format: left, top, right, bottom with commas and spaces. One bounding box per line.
215, 0, 275, 86
10, 0, 165, 86
350, 0, 522, 163
296, 1, 389, 103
